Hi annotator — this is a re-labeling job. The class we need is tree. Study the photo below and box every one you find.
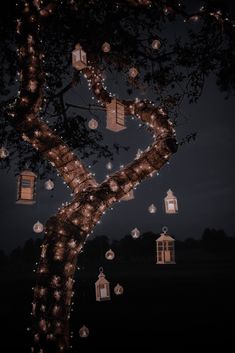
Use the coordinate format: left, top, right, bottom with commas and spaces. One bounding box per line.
0, 0, 234, 352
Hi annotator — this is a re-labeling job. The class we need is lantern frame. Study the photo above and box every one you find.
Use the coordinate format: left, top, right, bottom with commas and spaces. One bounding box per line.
156, 230, 176, 264
164, 189, 178, 214
16, 170, 37, 205
106, 98, 126, 132
72, 43, 87, 71
95, 267, 111, 301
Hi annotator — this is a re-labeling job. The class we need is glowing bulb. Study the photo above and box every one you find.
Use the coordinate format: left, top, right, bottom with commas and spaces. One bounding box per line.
33, 221, 44, 233
131, 227, 140, 239
88, 118, 98, 130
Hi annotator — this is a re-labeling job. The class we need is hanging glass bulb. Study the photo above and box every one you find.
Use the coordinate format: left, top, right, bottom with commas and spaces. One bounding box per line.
102, 42, 111, 53
152, 39, 161, 49
106, 161, 113, 170
114, 283, 124, 295
0, 146, 9, 159
44, 179, 54, 191
148, 204, 157, 214
88, 118, 98, 130
33, 221, 44, 234
129, 67, 139, 78
131, 227, 140, 239
105, 249, 115, 260
79, 325, 89, 338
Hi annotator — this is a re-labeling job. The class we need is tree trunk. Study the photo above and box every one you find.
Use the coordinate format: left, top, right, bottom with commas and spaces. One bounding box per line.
31, 215, 85, 353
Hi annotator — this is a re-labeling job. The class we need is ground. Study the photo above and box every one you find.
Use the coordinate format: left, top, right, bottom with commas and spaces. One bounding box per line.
0, 250, 234, 352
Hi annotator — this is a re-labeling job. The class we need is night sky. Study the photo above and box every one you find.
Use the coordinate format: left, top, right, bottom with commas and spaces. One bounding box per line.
0, 1, 235, 253
1, 76, 234, 252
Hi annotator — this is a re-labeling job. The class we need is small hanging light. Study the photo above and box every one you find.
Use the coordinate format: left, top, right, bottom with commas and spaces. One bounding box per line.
79, 325, 89, 338
131, 227, 140, 239
33, 221, 44, 234
105, 249, 115, 260
0, 146, 9, 159
88, 118, 98, 130
129, 67, 139, 78
114, 283, 124, 295
95, 267, 111, 301
164, 189, 178, 214
148, 204, 157, 214
152, 39, 161, 50
106, 161, 113, 170
102, 42, 111, 53
44, 179, 54, 191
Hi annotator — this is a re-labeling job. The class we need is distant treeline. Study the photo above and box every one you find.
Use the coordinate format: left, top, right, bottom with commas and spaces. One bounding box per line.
0, 228, 235, 268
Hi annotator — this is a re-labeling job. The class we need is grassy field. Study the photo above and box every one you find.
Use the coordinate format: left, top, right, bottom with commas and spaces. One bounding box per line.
0, 256, 234, 352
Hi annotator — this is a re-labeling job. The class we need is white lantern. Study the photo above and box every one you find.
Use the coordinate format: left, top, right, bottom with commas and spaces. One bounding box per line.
106, 98, 126, 132
148, 204, 157, 214
95, 267, 111, 301
44, 179, 54, 190
131, 227, 140, 239
152, 39, 161, 49
156, 227, 176, 264
72, 43, 87, 71
105, 249, 115, 260
33, 221, 44, 234
129, 67, 139, 78
106, 161, 113, 170
79, 325, 89, 338
164, 189, 178, 214
114, 283, 124, 295
0, 146, 9, 159
88, 118, 98, 130
102, 42, 111, 53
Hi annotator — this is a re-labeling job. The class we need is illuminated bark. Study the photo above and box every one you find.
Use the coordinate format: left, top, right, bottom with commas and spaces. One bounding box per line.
8, 1, 177, 352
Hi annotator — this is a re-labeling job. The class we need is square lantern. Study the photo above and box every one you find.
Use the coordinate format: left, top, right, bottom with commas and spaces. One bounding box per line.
16, 170, 37, 205
156, 231, 175, 264
121, 189, 134, 201
95, 268, 110, 301
106, 98, 126, 132
72, 43, 87, 71
164, 189, 178, 214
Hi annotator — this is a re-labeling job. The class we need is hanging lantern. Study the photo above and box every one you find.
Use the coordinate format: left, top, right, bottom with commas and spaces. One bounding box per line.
79, 325, 89, 338
164, 189, 178, 214
102, 42, 111, 53
44, 179, 54, 191
106, 98, 126, 132
152, 39, 161, 49
72, 43, 87, 70
0, 146, 9, 159
95, 267, 111, 301
16, 170, 37, 205
121, 189, 134, 201
88, 118, 98, 130
148, 203, 157, 214
156, 227, 176, 264
131, 227, 140, 239
129, 67, 139, 78
114, 283, 124, 295
106, 161, 113, 170
33, 221, 44, 234
105, 249, 115, 260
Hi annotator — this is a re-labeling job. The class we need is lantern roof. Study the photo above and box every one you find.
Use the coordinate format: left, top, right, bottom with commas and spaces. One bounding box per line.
165, 189, 175, 198
156, 233, 175, 242
95, 272, 109, 285
20, 170, 37, 177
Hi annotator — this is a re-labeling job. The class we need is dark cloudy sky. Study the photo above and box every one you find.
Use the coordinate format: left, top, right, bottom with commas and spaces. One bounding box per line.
0, 75, 235, 252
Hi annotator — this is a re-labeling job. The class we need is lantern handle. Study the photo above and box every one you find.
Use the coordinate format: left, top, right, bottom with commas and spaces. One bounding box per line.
99, 266, 103, 273
162, 226, 168, 234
